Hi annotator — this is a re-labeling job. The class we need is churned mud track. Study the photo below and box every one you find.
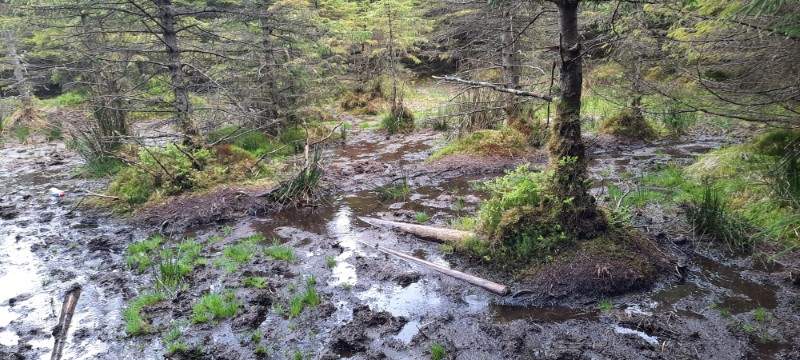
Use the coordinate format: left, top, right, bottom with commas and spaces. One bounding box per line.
1, 125, 799, 359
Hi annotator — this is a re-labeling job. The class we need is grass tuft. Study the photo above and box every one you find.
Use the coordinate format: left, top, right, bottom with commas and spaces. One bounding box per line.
430, 343, 447, 360
192, 291, 240, 323
264, 243, 296, 261
123, 292, 164, 336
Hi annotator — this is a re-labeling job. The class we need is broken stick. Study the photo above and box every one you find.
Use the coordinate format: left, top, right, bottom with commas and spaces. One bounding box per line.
51, 285, 81, 360
359, 216, 475, 244
366, 242, 509, 296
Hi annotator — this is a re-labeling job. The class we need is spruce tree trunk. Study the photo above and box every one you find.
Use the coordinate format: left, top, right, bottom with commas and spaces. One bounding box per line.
501, 7, 521, 123
547, 0, 605, 237
156, 0, 198, 144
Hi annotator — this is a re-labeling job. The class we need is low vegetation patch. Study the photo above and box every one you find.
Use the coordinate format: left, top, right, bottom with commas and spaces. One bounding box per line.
599, 107, 656, 140
639, 132, 800, 251
429, 127, 527, 161
216, 235, 262, 272
192, 291, 240, 323
264, 243, 296, 261
381, 104, 415, 135
288, 276, 321, 319
123, 292, 165, 336
126, 234, 165, 272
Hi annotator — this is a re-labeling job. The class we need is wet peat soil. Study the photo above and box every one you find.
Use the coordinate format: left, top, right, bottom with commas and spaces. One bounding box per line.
1, 126, 799, 360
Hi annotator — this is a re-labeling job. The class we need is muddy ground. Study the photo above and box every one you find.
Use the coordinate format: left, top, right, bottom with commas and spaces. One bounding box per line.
1, 122, 798, 360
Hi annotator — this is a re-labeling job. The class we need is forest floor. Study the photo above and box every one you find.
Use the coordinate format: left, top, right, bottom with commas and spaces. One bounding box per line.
1, 114, 799, 359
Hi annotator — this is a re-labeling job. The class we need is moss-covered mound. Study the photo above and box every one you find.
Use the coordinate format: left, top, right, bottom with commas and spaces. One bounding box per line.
599, 108, 656, 140
455, 165, 667, 295
429, 128, 527, 161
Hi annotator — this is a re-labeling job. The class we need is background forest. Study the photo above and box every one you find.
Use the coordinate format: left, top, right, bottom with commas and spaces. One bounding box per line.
1, 0, 799, 359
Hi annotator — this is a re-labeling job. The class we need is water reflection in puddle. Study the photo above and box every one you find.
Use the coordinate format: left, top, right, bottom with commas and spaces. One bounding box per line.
358, 281, 445, 318
329, 206, 361, 286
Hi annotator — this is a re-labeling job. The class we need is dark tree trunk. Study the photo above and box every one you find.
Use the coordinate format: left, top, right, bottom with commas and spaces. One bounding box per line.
80, 14, 128, 148
547, 0, 605, 237
258, 0, 281, 126
156, 0, 198, 144
501, 7, 522, 122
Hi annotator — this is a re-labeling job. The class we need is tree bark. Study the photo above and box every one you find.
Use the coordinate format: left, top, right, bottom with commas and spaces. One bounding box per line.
547, 0, 605, 237
80, 14, 127, 147
156, 0, 198, 144
501, 7, 522, 123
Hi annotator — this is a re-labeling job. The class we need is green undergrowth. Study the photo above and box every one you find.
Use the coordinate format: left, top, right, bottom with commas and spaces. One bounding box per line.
216, 234, 264, 272
107, 142, 277, 208
381, 105, 415, 135
451, 165, 571, 265
639, 130, 800, 252
599, 108, 657, 140
287, 276, 320, 319
429, 127, 527, 161
264, 242, 296, 261
123, 292, 165, 336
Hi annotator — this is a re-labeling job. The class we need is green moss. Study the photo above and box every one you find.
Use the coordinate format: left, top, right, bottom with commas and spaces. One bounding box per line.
38, 91, 88, 108
456, 165, 570, 265
642, 141, 800, 250
598, 108, 656, 139
429, 128, 527, 161
192, 291, 240, 323
123, 292, 165, 336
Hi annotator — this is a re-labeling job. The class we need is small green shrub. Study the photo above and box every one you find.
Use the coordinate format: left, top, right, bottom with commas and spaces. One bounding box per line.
753, 307, 769, 322
264, 243, 295, 261
123, 292, 164, 336
192, 291, 240, 323
430, 343, 446, 360
243, 276, 268, 289
39, 91, 88, 107
414, 212, 430, 223
109, 167, 155, 205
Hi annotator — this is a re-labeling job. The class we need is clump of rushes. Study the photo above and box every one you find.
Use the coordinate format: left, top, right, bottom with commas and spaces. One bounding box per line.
597, 299, 613, 312
217, 235, 261, 272
377, 178, 410, 201
430, 343, 447, 360
126, 234, 164, 272
243, 276, 268, 289
264, 242, 295, 261
155, 238, 203, 293
288, 276, 321, 319
163, 324, 188, 355
325, 255, 337, 269
192, 291, 240, 323
123, 292, 165, 336
687, 183, 756, 252
414, 212, 430, 223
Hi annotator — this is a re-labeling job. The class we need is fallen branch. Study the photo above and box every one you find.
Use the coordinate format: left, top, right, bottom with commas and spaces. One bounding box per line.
364, 242, 509, 295
359, 216, 475, 244
433, 75, 553, 102
51, 285, 81, 360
